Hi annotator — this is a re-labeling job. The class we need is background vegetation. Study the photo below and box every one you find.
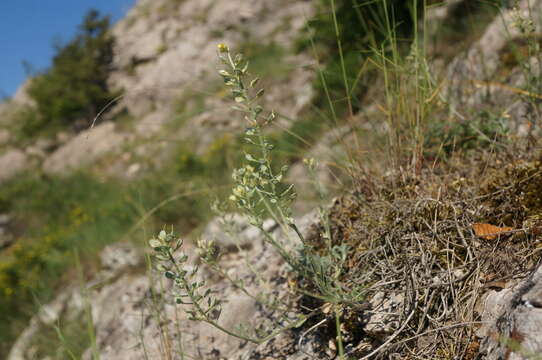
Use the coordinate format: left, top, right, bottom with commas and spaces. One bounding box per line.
16, 10, 117, 140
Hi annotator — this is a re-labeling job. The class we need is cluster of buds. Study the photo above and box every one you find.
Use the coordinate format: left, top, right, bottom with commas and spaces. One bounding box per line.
216, 43, 296, 227
230, 161, 295, 227
149, 230, 221, 321
216, 43, 275, 127
511, 7, 536, 35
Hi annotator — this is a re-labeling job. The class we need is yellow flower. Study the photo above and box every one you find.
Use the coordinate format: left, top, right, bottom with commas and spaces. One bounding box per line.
217, 43, 229, 53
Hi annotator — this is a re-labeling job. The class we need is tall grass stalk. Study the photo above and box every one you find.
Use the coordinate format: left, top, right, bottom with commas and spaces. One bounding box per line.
75, 250, 100, 360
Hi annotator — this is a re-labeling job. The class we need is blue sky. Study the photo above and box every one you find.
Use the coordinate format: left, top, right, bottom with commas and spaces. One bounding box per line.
1, 0, 135, 98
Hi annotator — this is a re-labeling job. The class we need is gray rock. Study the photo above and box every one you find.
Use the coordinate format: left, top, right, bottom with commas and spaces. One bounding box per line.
25, 138, 55, 159
55, 131, 72, 145
8, 208, 317, 360
7, 243, 143, 360
0, 213, 11, 225
100, 243, 141, 272
0, 149, 29, 183
478, 264, 542, 359
0, 129, 10, 146
363, 291, 405, 337
201, 213, 278, 253
42, 122, 128, 175
447, 0, 542, 105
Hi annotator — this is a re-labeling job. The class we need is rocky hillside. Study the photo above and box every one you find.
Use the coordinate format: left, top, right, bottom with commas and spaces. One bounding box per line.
3, 0, 542, 359
0, 0, 315, 181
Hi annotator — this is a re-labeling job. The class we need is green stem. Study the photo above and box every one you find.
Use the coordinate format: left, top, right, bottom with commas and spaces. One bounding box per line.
335, 307, 345, 359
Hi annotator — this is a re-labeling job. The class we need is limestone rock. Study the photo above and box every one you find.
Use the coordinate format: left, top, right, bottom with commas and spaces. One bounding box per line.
447, 0, 542, 105
201, 214, 278, 253
8, 211, 318, 360
478, 264, 542, 359
0, 149, 29, 183
0, 129, 10, 146
363, 291, 405, 337
2, 0, 316, 178
42, 122, 128, 175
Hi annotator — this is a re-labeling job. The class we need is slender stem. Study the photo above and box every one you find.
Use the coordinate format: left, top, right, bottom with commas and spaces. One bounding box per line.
330, 0, 353, 117
335, 307, 345, 359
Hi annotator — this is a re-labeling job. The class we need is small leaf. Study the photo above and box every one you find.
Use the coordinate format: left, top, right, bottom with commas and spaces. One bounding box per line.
245, 153, 256, 162
149, 239, 162, 249
250, 77, 260, 87
158, 230, 167, 240
241, 61, 249, 74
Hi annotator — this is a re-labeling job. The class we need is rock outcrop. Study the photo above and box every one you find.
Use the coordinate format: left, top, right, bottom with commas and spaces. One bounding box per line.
42, 122, 129, 175
7, 212, 319, 360
478, 264, 542, 359
0, 0, 315, 183
0, 149, 29, 182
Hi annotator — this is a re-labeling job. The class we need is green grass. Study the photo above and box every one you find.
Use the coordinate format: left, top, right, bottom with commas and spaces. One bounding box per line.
239, 41, 289, 79
269, 112, 330, 166
0, 173, 136, 355
28, 315, 91, 360
0, 164, 231, 356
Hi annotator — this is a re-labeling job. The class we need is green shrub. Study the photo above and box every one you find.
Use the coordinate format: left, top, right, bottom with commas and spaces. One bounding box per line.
0, 168, 226, 356
25, 9, 118, 136
9, 105, 41, 143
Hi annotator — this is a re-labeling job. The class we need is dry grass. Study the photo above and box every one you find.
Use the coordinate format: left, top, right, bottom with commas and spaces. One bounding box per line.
293, 143, 542, 359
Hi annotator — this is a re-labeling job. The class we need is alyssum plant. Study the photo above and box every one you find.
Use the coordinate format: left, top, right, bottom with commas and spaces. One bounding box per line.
148, 44, 364, 353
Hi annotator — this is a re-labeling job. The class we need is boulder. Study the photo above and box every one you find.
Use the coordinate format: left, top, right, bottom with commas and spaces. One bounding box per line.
8, 211, 318, 360
42, 122, 128, 175
478, 264, 542, 359
0, 129, 10, 146
0, 149, 29, 183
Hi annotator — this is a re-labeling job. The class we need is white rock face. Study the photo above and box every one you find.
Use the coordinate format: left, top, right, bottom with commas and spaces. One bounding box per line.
0, 149, 29, 182
478, 263, 542, 359
110, 0, 313, 111
108, 0, 315, 150
42, 122, 129, 174
7, 212, 319, 360
0, 129, 10, 146
447, 0, 542, 104
0, 0, 315, 183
